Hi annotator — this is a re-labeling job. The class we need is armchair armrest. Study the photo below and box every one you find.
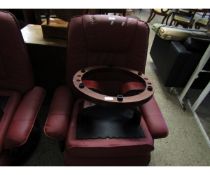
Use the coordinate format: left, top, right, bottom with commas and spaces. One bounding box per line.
5, 87, 45, 149
44, 86, 72, 141
140, 97, 168, 139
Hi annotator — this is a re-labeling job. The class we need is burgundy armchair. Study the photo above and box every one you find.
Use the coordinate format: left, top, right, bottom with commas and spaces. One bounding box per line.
44, 15, 168, 166
0, 11, 45, 165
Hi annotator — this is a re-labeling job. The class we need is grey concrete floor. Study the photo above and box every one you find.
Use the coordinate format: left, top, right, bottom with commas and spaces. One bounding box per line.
136, 9, 210, 166
24, 9, 210, 166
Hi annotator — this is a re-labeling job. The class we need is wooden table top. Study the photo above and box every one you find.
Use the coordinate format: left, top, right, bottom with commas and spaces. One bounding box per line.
21, 24, 67, 48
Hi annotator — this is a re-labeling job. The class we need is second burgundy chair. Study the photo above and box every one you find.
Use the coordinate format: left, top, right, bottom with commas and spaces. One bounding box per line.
44, 15, 168, 165
0, 11, 45, 165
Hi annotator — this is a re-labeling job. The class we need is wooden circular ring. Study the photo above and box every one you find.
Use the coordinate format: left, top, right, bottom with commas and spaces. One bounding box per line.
73, 66, 154, 106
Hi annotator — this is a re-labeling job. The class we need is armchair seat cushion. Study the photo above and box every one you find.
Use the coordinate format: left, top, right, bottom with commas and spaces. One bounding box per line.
65, 99, 154, 158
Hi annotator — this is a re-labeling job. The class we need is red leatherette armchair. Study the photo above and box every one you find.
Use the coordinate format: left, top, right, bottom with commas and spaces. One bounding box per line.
0, 11, 45, 165
44, 15, 168, 166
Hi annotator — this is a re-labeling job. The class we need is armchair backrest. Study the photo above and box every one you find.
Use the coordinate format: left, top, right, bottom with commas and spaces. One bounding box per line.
66, 15, 149, 86
0, 11, 34, 93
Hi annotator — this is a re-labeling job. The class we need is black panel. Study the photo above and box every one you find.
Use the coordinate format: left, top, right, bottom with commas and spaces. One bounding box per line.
76, 105, 144, 139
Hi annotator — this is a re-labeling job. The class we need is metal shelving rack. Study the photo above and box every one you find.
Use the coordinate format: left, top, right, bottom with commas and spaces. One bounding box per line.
178, 44, 210, 147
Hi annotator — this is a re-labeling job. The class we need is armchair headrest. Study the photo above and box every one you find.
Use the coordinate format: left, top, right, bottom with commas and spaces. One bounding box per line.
80, 15, 143, 51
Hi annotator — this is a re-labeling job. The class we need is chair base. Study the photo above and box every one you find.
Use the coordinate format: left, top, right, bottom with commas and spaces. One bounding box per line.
64, 99, 154, 166
64, 154, 151, 166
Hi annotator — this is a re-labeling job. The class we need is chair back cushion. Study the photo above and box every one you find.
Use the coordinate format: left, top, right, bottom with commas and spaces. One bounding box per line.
66, 15, 149, 86
0, 11, 34, 93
